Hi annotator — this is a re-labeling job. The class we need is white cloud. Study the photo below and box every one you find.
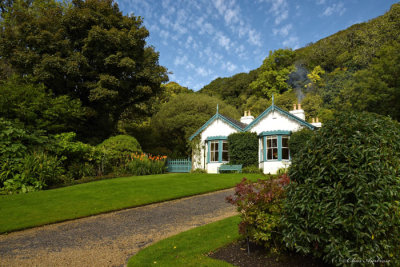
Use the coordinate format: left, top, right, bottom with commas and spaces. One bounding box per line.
273, 24, 292, 37
274, 9, 288, 24
224, 8, 239, 24
263, 0, 289, 25
322, 2, 346, 16
248, 29, 262, 46
174, 55, 188, 66
223, 61, 238, 72
282, 36, 299, 49
197, 67, 212, 77
215, 32, 231, 50
316, 0, 325, 5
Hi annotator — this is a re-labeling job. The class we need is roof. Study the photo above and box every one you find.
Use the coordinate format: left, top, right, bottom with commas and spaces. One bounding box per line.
189, 112, 245, 141
244, 104, 316, 131
189, 103, 316, 141
218, 113, 247, 130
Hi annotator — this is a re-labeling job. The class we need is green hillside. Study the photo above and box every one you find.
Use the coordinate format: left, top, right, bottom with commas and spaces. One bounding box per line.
199, 3, 400, 122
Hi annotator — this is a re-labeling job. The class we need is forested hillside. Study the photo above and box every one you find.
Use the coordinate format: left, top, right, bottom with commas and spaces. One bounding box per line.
199, 3, 400, 122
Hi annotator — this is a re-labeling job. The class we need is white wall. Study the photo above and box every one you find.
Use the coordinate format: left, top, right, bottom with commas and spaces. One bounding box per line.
249, 110, 303, 135
262, 161, 291, 174
249, 110, 304, 174
192, 118, 239, 173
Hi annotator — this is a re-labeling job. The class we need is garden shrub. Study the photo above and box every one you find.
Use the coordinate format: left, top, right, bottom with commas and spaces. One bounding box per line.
191, 168, 207, 174
50, 132, 99, 178
227, 174, 290, 251
282, 112, 400, 265
1, 151, 64, 194
227, 132, 258, 167
242, 165, 263, 174
97, 135, 142, 169
288, 128, 313, 158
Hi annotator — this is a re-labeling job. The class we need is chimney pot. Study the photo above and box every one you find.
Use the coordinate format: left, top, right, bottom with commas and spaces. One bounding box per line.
312, 118, 315, 123
248, 110, 251, 116
316, 117, 319, 123
293, 104, 297, 110
297, 103, 302, 110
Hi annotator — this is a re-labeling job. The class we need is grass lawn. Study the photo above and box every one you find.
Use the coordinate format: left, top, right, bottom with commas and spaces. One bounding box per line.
0, 173, 261, 233
128, 216, 240, 267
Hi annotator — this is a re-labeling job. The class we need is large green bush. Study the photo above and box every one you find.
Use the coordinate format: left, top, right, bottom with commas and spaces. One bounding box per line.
97, 135, 142, 169
282, 112, 400, 265
227, 132, 258, 167
288, 128, 314, 158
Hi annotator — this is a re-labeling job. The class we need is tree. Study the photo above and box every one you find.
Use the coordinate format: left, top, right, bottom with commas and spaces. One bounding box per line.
0, 76, 85, 134
151, 93, 240, 157
249, 49, 295, 98
0, 0, 168, 142
336, 42, 400, 121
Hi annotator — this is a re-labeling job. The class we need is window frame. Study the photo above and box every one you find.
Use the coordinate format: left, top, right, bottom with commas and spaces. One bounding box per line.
207, 138, 229, 163
209, 140, 219, 163
259, 131, 291, 162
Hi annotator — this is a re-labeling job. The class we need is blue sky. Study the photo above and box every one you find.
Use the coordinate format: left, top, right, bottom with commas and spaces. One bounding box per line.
116, 0, 398, 91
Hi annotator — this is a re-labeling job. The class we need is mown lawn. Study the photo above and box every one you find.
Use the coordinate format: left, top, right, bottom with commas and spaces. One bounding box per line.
128, 216, 240, 267
0, 173, 260, 233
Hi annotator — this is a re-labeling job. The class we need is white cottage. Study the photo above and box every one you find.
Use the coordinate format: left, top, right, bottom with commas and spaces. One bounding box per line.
189, 101, 321, 174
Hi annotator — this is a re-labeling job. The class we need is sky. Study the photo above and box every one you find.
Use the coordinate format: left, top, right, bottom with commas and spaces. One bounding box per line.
116, 0, 398, 91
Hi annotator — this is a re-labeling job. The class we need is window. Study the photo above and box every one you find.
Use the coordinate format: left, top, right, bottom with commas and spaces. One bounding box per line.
282, 136, 290, 160
259, 138, 264, 162
222, 141, 229, 162
266, 136, 278, 160
210, 141, 219, 162
209, 140, 229, 163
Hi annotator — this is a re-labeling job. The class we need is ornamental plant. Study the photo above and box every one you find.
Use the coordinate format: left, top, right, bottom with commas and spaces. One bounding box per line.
126, 153, 167, 176
227, 132, 258, 167
227, 174, 290, 251
282, 112, 400, 266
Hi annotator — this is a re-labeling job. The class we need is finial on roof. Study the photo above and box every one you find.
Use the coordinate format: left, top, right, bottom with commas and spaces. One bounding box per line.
272, 93, 274, 106
217, 104, 219, 114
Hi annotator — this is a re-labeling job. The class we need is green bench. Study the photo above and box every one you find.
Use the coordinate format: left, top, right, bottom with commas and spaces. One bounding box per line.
217, 164, 242, 173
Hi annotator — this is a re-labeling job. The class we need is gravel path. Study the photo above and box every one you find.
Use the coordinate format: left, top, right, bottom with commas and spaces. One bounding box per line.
0, 188, 237, 267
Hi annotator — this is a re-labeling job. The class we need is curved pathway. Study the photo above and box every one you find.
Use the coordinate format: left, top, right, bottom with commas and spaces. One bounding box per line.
0, 188, 237, 267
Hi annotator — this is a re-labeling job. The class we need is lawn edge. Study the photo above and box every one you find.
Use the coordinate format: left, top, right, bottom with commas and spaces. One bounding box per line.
0, 186, 236, 234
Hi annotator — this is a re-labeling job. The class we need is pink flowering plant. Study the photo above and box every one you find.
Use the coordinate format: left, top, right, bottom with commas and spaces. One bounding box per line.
226, 174, 290, 251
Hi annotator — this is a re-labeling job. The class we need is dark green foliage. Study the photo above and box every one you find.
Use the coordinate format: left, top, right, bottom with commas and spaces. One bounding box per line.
0, 76, 85, 134
0, 0, 168, 142
227, 132, 258, 167
199, 70, 259, 109
242, 165, 263, 174
288, 128, 314, 158
97, 135, 142, 169
282, 112, 400, 265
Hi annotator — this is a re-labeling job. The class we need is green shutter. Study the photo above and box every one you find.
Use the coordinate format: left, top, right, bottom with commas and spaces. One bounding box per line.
263, 136, 266, 162
218, 140, 222, 163
278, 135, 282, 161
207, 141, 210, 163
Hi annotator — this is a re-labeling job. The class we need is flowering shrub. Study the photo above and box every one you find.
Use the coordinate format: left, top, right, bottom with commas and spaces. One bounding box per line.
126, 153, 167, 176
226, 174, 290, 251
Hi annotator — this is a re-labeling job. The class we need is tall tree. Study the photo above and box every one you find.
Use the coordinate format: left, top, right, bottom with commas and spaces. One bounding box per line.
0, 0, 168, 142
249, 49, 295, 99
